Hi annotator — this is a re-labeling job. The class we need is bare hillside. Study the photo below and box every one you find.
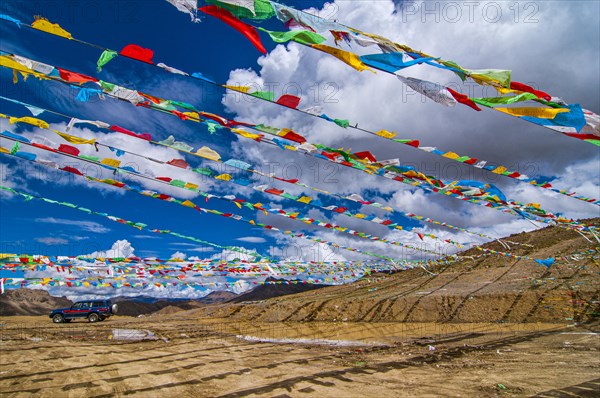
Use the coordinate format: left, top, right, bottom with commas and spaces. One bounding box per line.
190, 220, 600, 323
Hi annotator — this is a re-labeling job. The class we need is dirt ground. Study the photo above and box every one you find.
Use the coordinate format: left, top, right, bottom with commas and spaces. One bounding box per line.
1, 316, 598, 397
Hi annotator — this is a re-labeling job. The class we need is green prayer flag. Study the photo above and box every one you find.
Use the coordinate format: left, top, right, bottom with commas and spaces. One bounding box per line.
334, 119, 350, 128
207, 0, 274, 20
10, 141, 20, 154
472, 92, 538, 108
255, 124, 280, 135
258, 28, 327, 45
192, 167, 214, 176
205, 121, 222, 134
96, 50, 118, 72
251, 91, 275, 101
79, 155, 101, 162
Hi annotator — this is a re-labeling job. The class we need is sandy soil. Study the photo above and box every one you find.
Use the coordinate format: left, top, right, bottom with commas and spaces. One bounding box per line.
1, 316, 598, 397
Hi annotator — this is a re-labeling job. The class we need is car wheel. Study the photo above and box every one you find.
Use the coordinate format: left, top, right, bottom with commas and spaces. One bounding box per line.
52, 314, 64, 323
88, 313, 99, 323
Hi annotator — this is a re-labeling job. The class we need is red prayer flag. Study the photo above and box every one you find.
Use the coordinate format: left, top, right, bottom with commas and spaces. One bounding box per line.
279, 129, 306, 143
354, 151, 377, 163
31, 143, 56, 152
276, 94, 301, 109
61, 166, 83, 175
265, 188, 284, 195
110, 125, 152, 141
510, 81, 551, 101
447, 88, 481, 111
120, 44, 154, 64
57, 68, 98, 84
58, 144, 80, 156
167, 159, 189, 169
199, 5, 267, 54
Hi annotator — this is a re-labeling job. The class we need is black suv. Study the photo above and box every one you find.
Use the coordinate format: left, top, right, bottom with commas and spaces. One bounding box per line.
50, 300, 118, 323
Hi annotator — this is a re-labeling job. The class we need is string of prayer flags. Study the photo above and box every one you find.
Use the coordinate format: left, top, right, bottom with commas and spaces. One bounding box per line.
6, 11, 597, 190
0, 185, 268, 260
0, 96, 506, 245
0, 52, 595, 232
0, 125, 447, 257
0, 134, 428, 261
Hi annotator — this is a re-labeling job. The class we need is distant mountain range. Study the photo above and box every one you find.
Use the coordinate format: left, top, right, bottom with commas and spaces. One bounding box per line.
0, 280, 331, 316
230, 277, 329, 303
0, 289, 72, 316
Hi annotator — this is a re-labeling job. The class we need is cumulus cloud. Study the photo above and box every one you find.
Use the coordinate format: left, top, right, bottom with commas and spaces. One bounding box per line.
85, 239, 135, 258
170, 251, 187, 260
223, 0, 600, 250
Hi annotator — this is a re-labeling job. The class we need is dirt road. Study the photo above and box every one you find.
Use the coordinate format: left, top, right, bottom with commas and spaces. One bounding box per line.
1, 316, 598, 397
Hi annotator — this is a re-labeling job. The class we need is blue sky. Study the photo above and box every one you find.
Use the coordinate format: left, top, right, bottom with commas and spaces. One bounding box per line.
0, 0, 598, 298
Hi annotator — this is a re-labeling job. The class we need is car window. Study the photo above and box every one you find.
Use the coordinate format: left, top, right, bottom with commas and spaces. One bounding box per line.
93, 301, 103, 307
72, 302, 83, 309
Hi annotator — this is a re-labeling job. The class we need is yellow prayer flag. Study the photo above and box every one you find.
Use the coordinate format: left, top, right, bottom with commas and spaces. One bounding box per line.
183, 111, 200, 121
491, 166, 507, 174
297, 196, 312, 204
232, 128, 263, 141
184, 182, 198, 190
443, 152, 460, 160
223, 85, 251, 93
9, 116, 49, 129
195, 146, 221, 161
375, 130, 396, 139
215, 174, 232, 181
354, 213, 367, 219
100, 158, 121, 168
495, 107, 569, 119
32, 17, 72, 39
311, 44, 375, 73
181, 200, 197, 208
53, 130, 96, 145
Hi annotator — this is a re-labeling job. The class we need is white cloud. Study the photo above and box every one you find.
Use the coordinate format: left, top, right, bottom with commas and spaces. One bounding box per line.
85, 239, 135, 258
132, 235, 161, 239
35, 217, 111, 233
189, 247, 216, 253
236, 236, 267, 243
34, 237, 69, 245
170, 251, 187, 260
